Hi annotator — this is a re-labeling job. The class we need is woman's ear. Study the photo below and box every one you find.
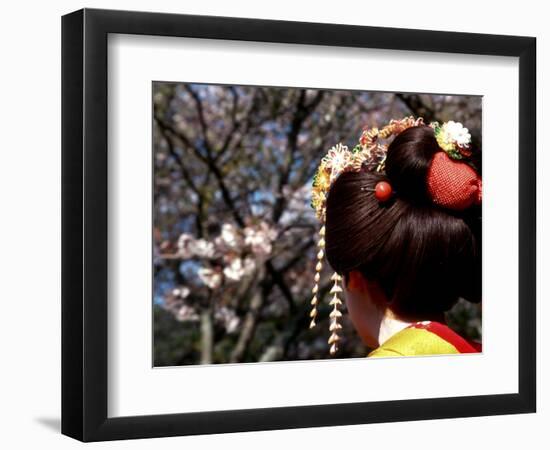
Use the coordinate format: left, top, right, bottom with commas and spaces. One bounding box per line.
347, 270, 368, 293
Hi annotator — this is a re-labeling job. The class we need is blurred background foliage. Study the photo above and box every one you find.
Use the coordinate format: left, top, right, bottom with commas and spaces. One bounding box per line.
153, 82, 482, 366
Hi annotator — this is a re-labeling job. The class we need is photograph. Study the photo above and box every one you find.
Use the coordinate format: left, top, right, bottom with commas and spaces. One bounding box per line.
0, 1, 542, 447
152, 82, 483, 366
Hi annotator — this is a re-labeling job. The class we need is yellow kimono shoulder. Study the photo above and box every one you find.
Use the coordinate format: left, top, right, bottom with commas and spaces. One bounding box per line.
368, 321, 481, 357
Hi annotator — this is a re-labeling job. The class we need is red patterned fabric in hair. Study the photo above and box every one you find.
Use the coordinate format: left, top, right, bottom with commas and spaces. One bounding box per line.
427, 152, 482, 211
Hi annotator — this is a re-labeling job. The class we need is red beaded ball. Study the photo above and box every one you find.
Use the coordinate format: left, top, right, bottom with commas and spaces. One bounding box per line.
374, 181, 393, 202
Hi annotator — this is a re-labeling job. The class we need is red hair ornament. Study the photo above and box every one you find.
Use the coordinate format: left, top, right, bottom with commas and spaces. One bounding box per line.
361, 181, 394, 202
427, 152, 482, 211
375, 181, 393, 202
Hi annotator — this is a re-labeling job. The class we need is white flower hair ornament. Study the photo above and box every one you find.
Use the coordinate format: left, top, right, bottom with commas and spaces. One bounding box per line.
430, 120, 472, 160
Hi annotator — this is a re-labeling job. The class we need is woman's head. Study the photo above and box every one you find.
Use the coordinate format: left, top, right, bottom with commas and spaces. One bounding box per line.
324, 125, 481, 323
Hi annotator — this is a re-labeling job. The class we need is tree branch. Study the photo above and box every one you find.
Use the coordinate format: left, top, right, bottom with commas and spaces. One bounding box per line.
184, 84, 214, 154
154, 112, 245, 227
259, 281, 332, 362
272, 90, 325, 222
216, 86, 240, 159
229, 279, 266, 363
154, 120, 206, 237
396, 93, 438, 123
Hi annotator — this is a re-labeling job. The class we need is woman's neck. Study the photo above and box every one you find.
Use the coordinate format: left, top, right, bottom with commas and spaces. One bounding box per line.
377, 312, 447, 346
377, 314, 413, 346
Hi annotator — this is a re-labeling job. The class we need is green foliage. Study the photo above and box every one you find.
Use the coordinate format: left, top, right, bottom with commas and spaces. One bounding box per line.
154, 306, 200, 367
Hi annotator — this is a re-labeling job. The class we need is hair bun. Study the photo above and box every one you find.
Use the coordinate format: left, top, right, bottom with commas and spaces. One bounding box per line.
384, 125, 440, 205
384, 125, 481, 211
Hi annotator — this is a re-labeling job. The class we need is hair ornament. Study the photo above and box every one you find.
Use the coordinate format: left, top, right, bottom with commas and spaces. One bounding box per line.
426, 120, 481, 210
327, 272, 344, 355
309, 224, 325, 330
311, 116, 424, 221
374, 181, 393, 202
430, 120, 472, 160
309, 116, 423, 355
427, 151, 482, 210
361, 181, 394, 202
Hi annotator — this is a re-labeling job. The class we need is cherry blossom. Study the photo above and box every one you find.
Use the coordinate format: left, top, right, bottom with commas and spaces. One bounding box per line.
198, 267, 223, 289
215, 306, 240, 334
244, 222, 277, 257
176, 305, 199, 322
191, 239, 216, 259
223, 257, 256, 281
176, 233, 195, 258
215, 223, 243, 251
172, 286, 190, 299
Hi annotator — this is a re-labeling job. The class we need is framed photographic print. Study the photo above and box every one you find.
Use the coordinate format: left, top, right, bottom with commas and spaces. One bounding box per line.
61, 8, 536, 442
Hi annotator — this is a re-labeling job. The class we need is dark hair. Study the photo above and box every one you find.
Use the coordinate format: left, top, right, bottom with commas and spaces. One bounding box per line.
325, 126, 481, 320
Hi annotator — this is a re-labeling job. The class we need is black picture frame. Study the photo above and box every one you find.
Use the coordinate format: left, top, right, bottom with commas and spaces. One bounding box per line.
61, 8, 536, 442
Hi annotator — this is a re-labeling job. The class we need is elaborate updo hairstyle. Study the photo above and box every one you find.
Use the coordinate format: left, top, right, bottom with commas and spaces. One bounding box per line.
324, 125, 481, 320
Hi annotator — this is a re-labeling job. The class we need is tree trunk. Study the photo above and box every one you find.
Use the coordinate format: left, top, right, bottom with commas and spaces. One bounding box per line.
229, 290, 263, 363
200, 308, 213, 364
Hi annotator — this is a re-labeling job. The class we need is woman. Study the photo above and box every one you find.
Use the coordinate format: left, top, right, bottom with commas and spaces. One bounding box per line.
309, 117, 482, 357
